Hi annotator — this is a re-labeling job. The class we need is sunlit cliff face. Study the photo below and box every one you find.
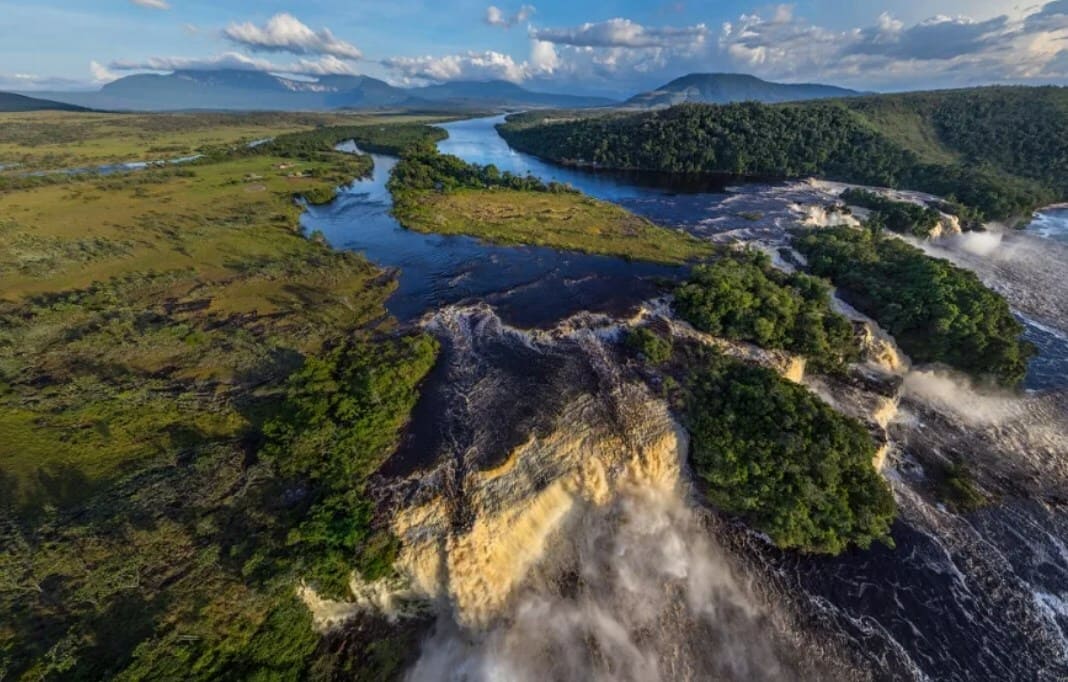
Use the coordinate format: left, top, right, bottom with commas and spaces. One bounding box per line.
395, 375, 797, 681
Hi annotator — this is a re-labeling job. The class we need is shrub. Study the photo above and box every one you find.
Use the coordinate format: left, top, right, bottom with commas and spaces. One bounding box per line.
624, 327, 673, 363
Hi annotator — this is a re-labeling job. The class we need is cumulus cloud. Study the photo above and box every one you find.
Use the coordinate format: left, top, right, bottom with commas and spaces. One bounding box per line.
224, 13, 362, 60
485, 4, 535, 29
531, 18, 708, 48
130, 0, 170, 9
716, 1, 1068, 88
90, 60, 119, 84
108, 51, 359, 77
383, 50, 532, 83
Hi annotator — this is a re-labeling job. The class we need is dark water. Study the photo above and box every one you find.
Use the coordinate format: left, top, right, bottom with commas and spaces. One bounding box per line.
301, 143, 680, 327
311, 117, 1068, 680
1024, 317, 1068, 391
1029, 207, 1068, 245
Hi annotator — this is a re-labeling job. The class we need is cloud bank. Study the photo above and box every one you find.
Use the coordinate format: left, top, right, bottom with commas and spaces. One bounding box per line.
91, 1, 1068, 93
224, 13, 362, 60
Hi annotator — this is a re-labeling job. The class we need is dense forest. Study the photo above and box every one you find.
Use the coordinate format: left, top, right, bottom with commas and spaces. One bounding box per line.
499, 87, 1068, 222
793, 226, 1033, 386
684, 352, 895, 555
674, 250, 856, 371
388, 142, 573, 196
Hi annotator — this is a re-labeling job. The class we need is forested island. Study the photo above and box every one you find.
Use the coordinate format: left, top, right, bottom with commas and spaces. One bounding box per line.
499, 86, 1068, 223
794, 226, 1033, 386
674, 251, 856, 371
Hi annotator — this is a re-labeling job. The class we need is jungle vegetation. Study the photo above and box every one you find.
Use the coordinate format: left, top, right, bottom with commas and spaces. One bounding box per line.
499, 87, 1068, 223
793, 226, 1033, 386
674, 250, 857, 371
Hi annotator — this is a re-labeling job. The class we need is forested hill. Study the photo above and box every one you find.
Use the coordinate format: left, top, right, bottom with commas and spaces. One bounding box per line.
498, 87, 1068, 222
0, 91, 91, 112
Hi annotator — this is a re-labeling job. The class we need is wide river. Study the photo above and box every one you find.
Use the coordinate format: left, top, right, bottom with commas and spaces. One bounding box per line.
301, 115, 1068, 681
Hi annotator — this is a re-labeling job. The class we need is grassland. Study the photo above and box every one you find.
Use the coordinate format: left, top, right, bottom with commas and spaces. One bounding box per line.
0, 110, 444, 172
0, 114, 444, 680
396, 187, 713, 263
388, 145, 714, 264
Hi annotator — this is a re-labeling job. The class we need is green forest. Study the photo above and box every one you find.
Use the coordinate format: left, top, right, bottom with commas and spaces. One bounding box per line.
499, 86, 1068, 222
684, 353, 895, 555
793, 226, 1033, 386
674, 250, 856, 371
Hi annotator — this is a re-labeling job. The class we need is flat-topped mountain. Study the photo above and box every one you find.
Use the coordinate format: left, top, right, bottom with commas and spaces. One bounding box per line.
627, 73, 858, 107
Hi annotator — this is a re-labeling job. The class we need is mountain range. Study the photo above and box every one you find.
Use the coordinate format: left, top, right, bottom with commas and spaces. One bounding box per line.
22, 70, 615, 112
10, 71, 858, 113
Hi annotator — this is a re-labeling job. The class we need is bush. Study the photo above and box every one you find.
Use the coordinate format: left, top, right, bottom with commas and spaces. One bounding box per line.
687, 356, 896, 554
624, 327, 672, 363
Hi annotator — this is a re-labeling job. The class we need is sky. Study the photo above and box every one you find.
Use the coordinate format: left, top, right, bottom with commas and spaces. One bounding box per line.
3, 1, 1068, 96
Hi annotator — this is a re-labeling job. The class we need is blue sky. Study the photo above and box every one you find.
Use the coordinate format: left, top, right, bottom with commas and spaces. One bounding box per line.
3, 1, 1067, 95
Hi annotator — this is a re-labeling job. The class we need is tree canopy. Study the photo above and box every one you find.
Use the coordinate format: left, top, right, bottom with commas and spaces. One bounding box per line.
674, 250, 857, 371
499, 87, 1068, 222
793, 226, 1033, 386
687, 355, 895, 554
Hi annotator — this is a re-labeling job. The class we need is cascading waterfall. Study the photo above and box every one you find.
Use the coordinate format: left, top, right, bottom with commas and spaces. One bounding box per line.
300, 116, 1068, 680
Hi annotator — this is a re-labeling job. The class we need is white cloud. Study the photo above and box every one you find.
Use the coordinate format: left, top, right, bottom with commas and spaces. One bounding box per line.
714, 2, 1068, 88
485, 4, 535, 29
530, 18, 708, 48
130, 0, 170, 9
90, 60, 119, 84
383, 50, 530, 83
108, 51, 359, 77
0, 71, 86, 91
224, 13, 362, 60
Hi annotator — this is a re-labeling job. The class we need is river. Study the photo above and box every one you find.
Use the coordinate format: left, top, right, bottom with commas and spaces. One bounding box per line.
303, 116, 1068, 681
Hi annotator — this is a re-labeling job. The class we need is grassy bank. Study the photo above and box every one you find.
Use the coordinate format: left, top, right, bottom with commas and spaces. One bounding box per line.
0, 114, 439, 680
389, 145, 714, 264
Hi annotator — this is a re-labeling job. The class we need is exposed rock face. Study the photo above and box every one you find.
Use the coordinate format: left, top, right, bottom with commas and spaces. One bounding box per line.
393, 385, 687, 626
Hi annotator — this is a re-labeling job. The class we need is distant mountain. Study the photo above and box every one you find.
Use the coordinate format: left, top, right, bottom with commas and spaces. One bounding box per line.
409, 80, 615, 108
626, 73, 858, 107
0, 91, 90, 112
30, 70, 615, 112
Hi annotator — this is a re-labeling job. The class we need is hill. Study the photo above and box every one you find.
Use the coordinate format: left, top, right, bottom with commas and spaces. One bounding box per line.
0, 91, 90, 112
498, 86, 1068, 222
31, 70, 614, 112
626, 73, 858, 107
